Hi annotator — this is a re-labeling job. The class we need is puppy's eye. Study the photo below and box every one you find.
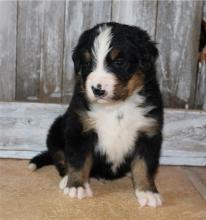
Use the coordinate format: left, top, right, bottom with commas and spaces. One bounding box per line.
113, 58, 124, 66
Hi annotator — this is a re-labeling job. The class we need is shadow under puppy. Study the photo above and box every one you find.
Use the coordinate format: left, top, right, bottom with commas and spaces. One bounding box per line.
29, 22, 164, 207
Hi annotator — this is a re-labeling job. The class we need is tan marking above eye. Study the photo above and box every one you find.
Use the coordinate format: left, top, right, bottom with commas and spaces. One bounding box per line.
83, 51, 92, 62
110, 49, 121, 60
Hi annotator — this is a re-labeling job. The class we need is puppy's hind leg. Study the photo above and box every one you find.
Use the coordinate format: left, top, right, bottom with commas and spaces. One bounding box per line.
46, 115, 67, 177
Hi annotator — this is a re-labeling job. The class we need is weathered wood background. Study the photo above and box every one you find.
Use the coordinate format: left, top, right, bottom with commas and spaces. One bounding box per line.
0, 0, 205, 109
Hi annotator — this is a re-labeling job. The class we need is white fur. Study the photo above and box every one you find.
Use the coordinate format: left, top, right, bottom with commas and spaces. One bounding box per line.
86, 71, 116, 103
28, 163, 37, 171
86, 26, 115, 103
59, 175, 68, 190
135, 189, 162, 207
88, 93, 155, 172
59, 176, 93, 199
84, 182, 93, 197
92, 25, 112, 70
63, 182, 93, 199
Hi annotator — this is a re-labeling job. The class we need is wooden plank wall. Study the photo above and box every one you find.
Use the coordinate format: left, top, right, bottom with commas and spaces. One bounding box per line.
16, 1, 43, 102
0, 0, 204, 109
0, 1, 17, 101
156, 1, 203, 108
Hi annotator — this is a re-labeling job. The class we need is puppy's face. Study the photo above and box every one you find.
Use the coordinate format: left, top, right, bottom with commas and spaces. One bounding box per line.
72, 23, 158, 104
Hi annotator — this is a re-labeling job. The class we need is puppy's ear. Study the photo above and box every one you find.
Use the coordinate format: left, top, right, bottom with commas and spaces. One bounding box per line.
135, 40, 159, 71
128, 27, 158, 68
72, 48, 81, 75
144, 41, 159, 64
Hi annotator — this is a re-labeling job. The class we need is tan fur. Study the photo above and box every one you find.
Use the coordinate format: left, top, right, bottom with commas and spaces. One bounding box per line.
54, 150, 65, 165
82, 153, 93, 180
67, 153, 93, 188
113, 82, 128, 100
84, 51, 92, 62
110, 49, 120, 60
131, 158, 150, 191
78, 111, 96, 132
127, 73, 144, 96
114, 72, 144, 100
140, 119, 159, 137
131, 158, 156, 192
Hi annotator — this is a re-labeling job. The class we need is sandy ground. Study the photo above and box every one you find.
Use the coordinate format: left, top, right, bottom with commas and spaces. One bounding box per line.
0, 159, 206, 220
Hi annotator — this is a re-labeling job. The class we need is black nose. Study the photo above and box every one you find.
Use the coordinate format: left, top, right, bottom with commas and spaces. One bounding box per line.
91, 84, 106, 97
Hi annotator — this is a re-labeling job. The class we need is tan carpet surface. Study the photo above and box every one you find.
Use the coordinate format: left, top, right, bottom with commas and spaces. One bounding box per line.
0, 159, 206, 220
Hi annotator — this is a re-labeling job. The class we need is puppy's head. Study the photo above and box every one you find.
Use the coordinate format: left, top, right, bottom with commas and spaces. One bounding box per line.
72, 22, 158, 104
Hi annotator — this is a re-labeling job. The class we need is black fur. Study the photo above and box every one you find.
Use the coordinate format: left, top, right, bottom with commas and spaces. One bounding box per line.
30, 22, 163, 193
30, 151, 52, 169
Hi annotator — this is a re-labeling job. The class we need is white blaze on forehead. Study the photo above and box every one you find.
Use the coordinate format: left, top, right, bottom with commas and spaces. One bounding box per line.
86, 25, 115, 103
92, 26, 113, 70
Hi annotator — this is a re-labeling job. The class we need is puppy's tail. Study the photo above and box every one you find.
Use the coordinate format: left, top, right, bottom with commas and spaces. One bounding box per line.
28, 151, 53, 171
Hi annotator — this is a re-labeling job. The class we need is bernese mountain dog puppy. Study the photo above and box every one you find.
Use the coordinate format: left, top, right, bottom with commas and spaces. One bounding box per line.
29, 22, 163, 207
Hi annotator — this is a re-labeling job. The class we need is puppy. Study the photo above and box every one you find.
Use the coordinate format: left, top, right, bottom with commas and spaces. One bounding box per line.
29, 22, 163, 207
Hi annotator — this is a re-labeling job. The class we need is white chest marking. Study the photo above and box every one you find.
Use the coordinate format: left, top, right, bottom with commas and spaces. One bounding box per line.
88, 94, 155, 172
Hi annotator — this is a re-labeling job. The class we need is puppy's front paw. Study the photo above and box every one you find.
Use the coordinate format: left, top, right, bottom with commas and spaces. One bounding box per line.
59, 175, 68, 190
59, 176, 93, 199
63, 182, 93, 199
135, 190, 162, 207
